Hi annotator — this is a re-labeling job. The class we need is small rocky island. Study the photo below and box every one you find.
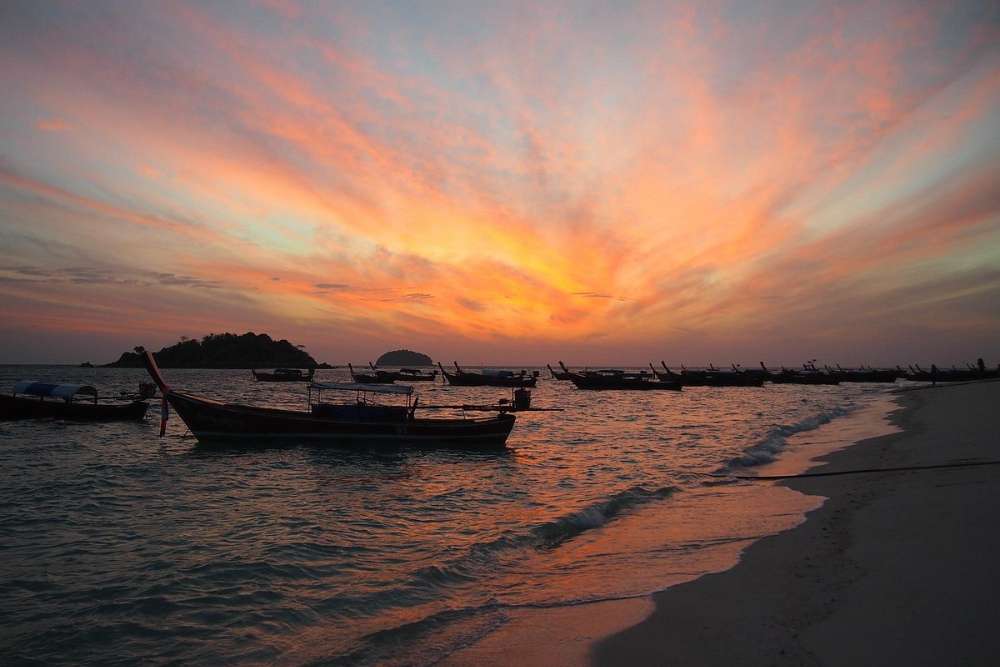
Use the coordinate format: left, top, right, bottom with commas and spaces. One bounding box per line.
104, 332, 329, 369
375, 349, 433, 366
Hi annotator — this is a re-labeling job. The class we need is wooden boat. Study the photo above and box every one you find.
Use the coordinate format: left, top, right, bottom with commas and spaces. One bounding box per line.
760, 363, 840, 385
570, 369, 681, 391
548, 362, 575, 380
395, 367, 438, 382
653, 362, 764, 387
438, 362, 538, 388
362, 363, 437, 383
251, 368, 316, 382
347, 363, 396, 384
827, 365, 901, 383
143, 352, 515, 448
1, 382, 149, 421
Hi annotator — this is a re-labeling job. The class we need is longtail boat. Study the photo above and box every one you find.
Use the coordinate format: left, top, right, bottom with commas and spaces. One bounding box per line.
652, 362, 764, 387
251, 368, 316, 382
438, 362, 538, 388
1, 382, 149, 421
570, 369, 681, 391
395, 367, 438, 382
348, 363, 396, 384
548, 362, 574, 381
144, 352, 515, 448
760, 363, 840, 385
827, 365, 901, 383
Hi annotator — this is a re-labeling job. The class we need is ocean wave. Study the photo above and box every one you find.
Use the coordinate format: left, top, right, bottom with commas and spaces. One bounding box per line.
315, 485, 679, 622
462, 484, 679, 563
721, 404, 855, 471
529, 485, 677, 548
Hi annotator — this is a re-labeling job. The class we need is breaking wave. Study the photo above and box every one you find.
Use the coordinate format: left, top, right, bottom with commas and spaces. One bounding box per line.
722, 404, 855, 471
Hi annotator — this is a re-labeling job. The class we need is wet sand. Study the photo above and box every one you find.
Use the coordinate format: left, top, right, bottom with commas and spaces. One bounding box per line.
592, 380, 1000, 665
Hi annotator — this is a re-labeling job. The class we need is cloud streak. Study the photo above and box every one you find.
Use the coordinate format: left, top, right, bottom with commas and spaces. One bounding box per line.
0, 0, 997, 363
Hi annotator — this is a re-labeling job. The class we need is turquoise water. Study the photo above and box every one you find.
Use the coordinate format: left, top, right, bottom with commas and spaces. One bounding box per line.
0, 366, 895, 664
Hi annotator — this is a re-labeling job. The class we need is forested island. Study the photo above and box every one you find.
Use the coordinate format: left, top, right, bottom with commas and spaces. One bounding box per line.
104, 332, 330, 368
375, 349, 433, 366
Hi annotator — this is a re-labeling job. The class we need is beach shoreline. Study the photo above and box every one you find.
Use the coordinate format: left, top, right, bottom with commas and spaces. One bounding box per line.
439, 389, 902, 665
592, 380, 1000, 665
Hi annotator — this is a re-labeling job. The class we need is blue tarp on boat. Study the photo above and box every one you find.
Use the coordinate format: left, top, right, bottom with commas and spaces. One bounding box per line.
12, 382, 98, 401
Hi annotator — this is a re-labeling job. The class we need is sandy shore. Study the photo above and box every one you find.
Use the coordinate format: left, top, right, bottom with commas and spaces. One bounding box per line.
592, 380, 1000, 666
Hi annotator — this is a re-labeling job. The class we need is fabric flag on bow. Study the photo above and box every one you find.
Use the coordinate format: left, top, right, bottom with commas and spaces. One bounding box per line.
159, 396, 169, 437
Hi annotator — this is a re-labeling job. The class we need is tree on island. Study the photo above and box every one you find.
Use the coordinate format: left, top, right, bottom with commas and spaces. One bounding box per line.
104, 332, 327, 369
375, 349, 433, 366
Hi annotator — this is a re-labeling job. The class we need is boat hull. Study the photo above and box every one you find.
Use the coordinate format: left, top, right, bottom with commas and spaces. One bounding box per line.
165, 392, 516, 448
0, 395, 149, 421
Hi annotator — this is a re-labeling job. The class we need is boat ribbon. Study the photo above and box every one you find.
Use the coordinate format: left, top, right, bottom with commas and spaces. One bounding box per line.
159, 396, 169, 437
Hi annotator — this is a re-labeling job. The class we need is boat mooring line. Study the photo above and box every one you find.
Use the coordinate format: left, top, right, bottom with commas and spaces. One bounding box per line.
721, 460, 1000, 481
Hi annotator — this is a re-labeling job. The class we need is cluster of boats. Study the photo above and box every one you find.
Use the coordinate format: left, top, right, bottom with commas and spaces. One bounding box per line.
547, 360, 1000, 389
4, 354, 996, 453
902, 363, 999, 383
254, 362, 542, 388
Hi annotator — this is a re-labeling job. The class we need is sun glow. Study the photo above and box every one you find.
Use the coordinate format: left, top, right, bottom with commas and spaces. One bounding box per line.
1, 1, 998, 363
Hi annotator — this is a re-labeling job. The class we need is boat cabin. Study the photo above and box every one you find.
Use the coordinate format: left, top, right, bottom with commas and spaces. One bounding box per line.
12, 382, 99, 404
308, 382, 416, 423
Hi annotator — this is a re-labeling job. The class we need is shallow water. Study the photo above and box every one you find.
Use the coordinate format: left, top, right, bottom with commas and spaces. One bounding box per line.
0, 366, 896, 664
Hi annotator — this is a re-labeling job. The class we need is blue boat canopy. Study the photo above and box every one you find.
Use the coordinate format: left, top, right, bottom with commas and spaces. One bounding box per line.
310, 382, 413, 395
13, 382, 98, 401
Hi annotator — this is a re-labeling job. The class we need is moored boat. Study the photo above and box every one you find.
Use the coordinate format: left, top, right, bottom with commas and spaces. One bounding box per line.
438, 362, 538, 388
570, 369, 681, 391
1, 382, 149, 421
348, 363, 397, 384
652, 362, 764, 387
144, 352, 514, 448
548, 363, 574, 380
827, 365, 901, 383
396, 368, 438, 382
760, 363, 840, 385
251, 368, 316, 382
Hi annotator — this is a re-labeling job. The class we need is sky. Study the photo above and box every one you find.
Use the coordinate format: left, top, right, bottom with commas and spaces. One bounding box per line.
1, 0, 998, 365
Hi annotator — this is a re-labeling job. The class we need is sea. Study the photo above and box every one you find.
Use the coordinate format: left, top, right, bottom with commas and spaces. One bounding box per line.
0, 365, 902, 665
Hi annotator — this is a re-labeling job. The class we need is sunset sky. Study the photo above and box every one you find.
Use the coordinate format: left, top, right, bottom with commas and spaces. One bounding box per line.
1, 1, 998, 365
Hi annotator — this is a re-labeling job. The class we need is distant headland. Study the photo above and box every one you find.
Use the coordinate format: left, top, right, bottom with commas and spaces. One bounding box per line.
375, 349, 433, 366
104, 332, 331, 369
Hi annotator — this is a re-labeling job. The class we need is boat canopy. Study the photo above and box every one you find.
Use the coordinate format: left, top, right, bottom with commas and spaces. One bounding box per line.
310, 382, 413, 395
13, 382, 98, 401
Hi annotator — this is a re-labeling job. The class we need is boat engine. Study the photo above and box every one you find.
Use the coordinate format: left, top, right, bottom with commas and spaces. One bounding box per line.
512, 388, 531, 411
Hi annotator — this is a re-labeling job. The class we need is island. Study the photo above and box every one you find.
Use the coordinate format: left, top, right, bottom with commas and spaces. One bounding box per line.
375, 349, 433, 366
103, 332, 328, 369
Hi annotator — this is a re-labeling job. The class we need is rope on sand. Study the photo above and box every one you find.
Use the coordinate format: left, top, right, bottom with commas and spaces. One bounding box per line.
724, 460, 1000, 481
